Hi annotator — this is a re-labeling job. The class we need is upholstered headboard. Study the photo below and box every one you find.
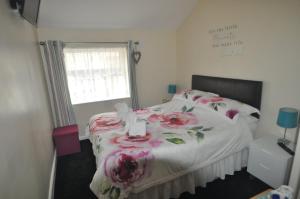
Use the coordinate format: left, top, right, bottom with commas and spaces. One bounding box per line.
192, 75, 263, 110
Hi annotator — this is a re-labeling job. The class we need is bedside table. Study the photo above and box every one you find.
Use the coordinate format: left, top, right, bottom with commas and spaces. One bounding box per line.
247, 135, 293, 188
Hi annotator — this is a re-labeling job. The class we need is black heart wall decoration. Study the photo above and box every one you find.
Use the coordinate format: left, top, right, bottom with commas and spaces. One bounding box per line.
132, 51, 141, 64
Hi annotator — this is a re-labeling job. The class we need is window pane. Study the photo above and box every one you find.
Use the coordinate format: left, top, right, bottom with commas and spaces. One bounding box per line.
63, 45, 130, 105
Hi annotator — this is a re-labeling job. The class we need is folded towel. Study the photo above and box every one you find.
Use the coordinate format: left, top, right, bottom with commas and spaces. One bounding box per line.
114, 103, 146, 136
127, 112, 146, 136
115, 103, 131, 121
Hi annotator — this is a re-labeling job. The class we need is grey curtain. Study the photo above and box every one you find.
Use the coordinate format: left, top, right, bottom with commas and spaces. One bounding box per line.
40, 40, 76, 128
128, 41, 140, 110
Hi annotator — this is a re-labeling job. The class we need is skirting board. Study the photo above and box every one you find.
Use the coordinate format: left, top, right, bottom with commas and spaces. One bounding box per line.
79, 135, 89, 140
48, 150, 57, 199
79, 127, 89, 141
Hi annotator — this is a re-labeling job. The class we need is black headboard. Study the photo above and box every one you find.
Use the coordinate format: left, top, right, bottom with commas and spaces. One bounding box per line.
192, 75, 263, 110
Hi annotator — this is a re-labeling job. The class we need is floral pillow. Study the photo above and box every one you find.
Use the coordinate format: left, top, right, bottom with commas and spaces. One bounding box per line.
195, 96, 260, 123
172, 89, 219, 103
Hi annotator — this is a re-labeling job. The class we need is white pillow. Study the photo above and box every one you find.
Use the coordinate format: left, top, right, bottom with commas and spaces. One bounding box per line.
172, 89, 219, 102
240, 115, 259, 133
195, 96, 260, 123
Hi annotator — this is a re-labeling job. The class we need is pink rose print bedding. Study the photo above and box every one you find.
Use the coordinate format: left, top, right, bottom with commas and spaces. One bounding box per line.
110, 133, 163, 149
97, 149, 154, 199
134, 108, 151, 115
195, 96, 240, 122
89, 113, 124, 134
195, 96, 260, 122
88, 98, 254, 199
105, 149, 153, 188
148, 112, 198, 128
172, 89, 218, 102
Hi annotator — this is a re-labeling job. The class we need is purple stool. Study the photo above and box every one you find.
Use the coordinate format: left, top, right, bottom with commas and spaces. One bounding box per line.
53, 124, 81, 156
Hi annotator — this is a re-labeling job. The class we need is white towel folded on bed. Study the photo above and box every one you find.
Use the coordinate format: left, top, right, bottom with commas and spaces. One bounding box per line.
127, 112, 146, 136
115, 103, 131, 121
114, 103, 146, 136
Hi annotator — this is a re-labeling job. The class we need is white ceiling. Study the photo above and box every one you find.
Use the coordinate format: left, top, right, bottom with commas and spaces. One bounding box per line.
38, 0, 198, 29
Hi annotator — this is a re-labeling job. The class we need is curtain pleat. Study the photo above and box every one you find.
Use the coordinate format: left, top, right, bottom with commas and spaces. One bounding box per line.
128, 41, 140, 110
40, 40, 76, 128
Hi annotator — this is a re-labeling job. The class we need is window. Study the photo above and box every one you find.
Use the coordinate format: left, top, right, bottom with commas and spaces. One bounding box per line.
63, 43, 130, 105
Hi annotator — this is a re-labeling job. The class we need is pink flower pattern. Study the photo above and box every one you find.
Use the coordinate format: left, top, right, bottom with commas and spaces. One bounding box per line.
148, 112, 198, 128
134, 108, 151, 115
198, 96, 224, 104
226, 109, 239, 119
89, 114, 123, 134
192, 95, 202, 101
104, 149, 153, 189
110, 132, 162, 149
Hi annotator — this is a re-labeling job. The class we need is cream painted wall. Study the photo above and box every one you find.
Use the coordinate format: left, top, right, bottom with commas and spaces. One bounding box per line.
0, 1, 54, 199
38, 28, 177, 136
177, 0, 300, 140
177, 0, 300, 192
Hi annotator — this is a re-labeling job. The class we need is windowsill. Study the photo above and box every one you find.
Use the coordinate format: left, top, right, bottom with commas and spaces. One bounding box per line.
72, 97, 131, 106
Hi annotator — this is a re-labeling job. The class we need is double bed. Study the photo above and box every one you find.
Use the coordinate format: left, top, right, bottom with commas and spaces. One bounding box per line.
87, 75, 263, 199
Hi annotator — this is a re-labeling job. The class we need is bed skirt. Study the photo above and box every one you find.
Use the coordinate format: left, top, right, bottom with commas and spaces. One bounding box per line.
129, 148, 249, 199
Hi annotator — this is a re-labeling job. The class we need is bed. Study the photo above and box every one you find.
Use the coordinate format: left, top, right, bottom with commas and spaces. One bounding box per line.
87, 75, 263, 199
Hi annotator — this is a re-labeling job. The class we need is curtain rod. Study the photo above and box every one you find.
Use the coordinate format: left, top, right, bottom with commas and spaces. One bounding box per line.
39, 41, 139, 45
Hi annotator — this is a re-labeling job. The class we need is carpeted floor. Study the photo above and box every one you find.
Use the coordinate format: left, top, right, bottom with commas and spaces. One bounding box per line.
54, 140, 270, 199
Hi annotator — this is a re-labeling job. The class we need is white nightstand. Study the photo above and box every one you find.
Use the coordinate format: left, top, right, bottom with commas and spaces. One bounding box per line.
247, 135, 293, 188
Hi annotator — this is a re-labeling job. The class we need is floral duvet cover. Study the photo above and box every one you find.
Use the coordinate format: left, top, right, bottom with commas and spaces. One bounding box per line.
88, 99, 253, 199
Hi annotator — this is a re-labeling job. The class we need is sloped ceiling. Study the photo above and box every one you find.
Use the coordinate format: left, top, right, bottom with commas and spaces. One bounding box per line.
38, 0, 198, 29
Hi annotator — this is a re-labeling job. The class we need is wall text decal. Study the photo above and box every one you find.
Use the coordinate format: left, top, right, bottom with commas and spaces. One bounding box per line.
209, 24, 244, 56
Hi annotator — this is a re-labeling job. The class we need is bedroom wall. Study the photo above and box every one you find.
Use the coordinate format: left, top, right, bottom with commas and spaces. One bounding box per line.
0, 1, 54, 199
38, 28, 177, 136
177, 0, 300, 192
177, 0, 300, 141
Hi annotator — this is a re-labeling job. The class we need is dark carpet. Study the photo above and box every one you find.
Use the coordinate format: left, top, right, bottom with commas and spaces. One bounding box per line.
54, 140, 270, 199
